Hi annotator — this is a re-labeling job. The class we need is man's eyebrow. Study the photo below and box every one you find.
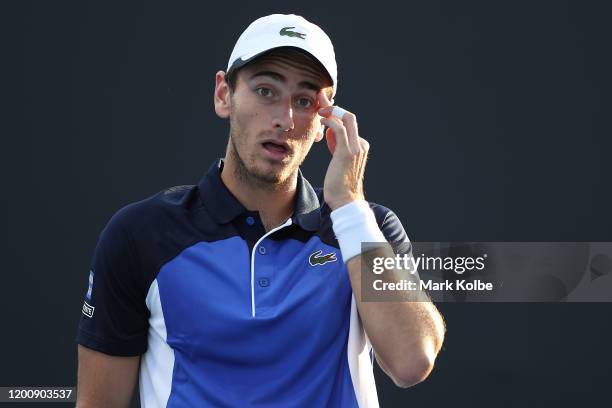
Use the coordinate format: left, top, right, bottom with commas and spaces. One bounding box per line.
249, 70, 322, 92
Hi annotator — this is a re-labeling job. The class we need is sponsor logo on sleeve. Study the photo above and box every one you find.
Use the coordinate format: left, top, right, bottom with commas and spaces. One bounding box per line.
82, 301, 95, 318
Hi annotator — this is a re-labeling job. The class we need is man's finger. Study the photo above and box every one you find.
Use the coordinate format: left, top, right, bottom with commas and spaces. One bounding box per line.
317, 90, 333, 112
338, 111, 360, 153
331, 106, 348, 120
358, 137, 370, 178
320, 116, 350, 154
319, 105, 360, 153
317, 105, 336, 118
325, 127, 336, 154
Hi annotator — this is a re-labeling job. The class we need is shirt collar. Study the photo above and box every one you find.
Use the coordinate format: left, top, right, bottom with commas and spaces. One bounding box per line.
198, 158, 321, 231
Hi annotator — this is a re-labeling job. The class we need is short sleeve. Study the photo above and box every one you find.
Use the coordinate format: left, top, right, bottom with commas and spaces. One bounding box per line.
76, 208, 149, 356
379, 209, 413, 257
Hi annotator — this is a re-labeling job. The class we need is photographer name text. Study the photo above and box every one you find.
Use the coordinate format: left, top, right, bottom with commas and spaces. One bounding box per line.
373, 279, 494, 291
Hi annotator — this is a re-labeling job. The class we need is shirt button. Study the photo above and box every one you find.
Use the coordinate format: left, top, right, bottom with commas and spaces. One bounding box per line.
246, 216, 255, 226
258, 246, 266, 255
258, 278, 270, 287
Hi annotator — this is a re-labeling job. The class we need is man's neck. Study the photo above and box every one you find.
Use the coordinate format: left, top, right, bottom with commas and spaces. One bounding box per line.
220, 157, 297, 232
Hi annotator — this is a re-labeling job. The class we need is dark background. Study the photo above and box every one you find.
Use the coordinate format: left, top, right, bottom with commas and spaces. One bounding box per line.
12, 0, 611, 407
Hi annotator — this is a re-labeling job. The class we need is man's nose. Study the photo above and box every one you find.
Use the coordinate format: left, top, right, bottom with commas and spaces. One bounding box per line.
272, 99, 295, 132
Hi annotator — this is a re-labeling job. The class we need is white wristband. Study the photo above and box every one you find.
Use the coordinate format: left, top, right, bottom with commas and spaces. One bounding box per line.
330, 200, 386, 263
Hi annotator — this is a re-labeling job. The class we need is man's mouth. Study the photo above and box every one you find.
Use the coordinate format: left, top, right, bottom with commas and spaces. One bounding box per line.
262, 142, 288, 153
261, 141, 290, 160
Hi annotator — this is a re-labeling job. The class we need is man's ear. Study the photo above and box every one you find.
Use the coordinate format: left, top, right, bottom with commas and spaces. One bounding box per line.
214, 71, 231, 118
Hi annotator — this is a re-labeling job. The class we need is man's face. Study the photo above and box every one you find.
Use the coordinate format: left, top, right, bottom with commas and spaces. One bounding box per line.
219, 54, 333, 186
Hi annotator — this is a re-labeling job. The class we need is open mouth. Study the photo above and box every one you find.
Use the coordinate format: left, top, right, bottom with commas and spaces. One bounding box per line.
262, 142, 288, 154
261, 141, 290, 160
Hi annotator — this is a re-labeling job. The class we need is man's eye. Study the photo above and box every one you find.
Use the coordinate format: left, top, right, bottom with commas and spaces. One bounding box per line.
296, 98, 313, 108
255, 87, 273, 97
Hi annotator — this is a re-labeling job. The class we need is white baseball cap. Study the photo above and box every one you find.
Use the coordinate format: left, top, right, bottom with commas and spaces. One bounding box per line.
227, 14, 338, 96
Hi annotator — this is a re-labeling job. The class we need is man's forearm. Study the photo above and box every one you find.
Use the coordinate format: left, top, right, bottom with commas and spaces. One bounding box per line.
346, 247, 445, 388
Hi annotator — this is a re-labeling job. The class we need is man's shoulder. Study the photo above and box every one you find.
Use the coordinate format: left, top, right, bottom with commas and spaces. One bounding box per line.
102, 184, 200, 237
312, 186, 410, 252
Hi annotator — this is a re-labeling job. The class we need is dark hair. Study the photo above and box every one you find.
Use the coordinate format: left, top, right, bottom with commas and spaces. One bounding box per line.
225, 47, 333, 95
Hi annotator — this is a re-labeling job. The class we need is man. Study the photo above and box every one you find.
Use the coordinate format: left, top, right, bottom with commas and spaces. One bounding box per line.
76, 14, 445, 408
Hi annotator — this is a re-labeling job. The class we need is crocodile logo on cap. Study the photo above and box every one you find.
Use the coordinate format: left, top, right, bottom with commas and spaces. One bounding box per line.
280, 27, 306, 39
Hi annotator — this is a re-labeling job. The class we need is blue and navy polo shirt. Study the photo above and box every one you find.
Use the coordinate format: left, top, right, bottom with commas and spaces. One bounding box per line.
76, 158, 412, 408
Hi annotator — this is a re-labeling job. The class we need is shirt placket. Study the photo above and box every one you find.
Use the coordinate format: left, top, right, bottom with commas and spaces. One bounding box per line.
250, 218, 293, 317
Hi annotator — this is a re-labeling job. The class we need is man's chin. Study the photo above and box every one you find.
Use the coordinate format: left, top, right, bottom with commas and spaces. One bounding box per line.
251, 161, 293, 184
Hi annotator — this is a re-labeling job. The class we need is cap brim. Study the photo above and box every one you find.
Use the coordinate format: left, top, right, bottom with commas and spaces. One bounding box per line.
227, 46, 335, 94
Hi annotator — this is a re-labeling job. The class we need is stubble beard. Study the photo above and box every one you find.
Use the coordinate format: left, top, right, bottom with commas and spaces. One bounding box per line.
227, 125, 297, 192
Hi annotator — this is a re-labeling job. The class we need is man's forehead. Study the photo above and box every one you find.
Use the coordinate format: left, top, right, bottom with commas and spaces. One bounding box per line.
241, 55, 332, 89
